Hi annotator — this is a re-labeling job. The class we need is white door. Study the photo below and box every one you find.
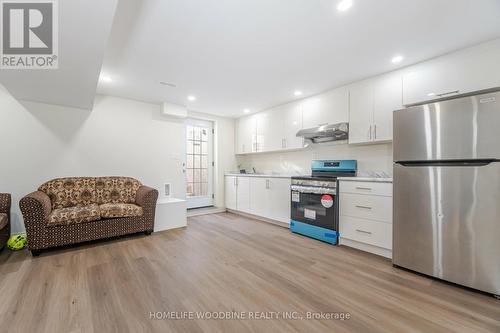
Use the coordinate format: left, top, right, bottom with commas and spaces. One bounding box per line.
279, 102, 303, 150
236, 177, 251, 213
373, 71, 402, 142
236, 115, 257, 154
225, 176, 237, 210
186, 119, 214, 209
348, 79, 374, 144
267, 178, 291, 223
249, 177, 267, 217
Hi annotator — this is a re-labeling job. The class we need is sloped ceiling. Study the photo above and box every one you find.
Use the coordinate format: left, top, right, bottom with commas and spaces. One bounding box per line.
0, 0, 118, 109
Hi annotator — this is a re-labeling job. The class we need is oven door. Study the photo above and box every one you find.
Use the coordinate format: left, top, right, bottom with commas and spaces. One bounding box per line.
291, 186, 337, 230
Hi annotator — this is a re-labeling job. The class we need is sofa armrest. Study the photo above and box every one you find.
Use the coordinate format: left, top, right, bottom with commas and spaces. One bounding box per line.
135, 186, 159, 208
135, 186, 159, 231
20, 191, 52, 238
0, 193, 11, 221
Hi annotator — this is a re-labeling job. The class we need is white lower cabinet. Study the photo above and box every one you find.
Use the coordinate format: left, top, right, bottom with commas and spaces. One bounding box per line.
225, 175, 291, 224
339, 180, 393, 258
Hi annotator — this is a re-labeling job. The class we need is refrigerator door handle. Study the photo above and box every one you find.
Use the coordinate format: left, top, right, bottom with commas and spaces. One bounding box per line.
396, 159, 498, 167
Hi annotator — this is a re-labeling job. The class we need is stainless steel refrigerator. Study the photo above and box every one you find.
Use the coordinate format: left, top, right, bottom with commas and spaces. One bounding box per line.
393, 90, 500, 296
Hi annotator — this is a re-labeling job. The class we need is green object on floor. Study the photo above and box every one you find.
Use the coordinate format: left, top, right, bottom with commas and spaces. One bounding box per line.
7, 234, 27, 251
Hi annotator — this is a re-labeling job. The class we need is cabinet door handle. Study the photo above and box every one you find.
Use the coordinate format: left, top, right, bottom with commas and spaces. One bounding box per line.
355, 205, 372, 210
369, 125, 372, 140
266, 179, 270, 189
437, 90, 459, 97
355, 186, 372, 191
374, 124, 377, 140
356, 229, 372, 235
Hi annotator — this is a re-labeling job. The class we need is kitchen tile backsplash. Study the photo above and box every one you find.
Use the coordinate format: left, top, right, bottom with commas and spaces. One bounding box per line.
236, 141, 392, 176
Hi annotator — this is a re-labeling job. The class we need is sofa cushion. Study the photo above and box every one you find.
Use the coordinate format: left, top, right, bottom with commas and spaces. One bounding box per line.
47, 204, 100, 227
39, 177, 97, 209
95, 177, 142, 205
0, 213, 7, 229
99, 203, 143, 219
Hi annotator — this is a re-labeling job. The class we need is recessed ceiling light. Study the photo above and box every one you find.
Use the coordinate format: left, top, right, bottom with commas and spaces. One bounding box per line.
391, 55, 404, 64
243, 109, 251, 114
100, 75, 112, 83
337, 0, 353, 12
160, 81, 177, 88
294, 90, 303, 97
187, 95, 196, 102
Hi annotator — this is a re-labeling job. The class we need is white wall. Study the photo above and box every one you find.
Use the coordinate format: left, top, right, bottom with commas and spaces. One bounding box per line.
237, 141, 393, 177
0, 87, 236, 234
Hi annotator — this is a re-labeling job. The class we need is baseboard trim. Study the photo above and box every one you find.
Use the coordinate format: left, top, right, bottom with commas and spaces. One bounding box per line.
226, 209, 290, 229
187, 207, 226, 217
339, 237, 392, 259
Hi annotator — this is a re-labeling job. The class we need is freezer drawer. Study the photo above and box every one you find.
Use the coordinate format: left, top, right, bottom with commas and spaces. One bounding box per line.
393, 162, 500, 295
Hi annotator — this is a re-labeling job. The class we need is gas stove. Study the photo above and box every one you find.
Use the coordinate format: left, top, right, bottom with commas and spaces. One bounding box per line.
290, 160, 357, 244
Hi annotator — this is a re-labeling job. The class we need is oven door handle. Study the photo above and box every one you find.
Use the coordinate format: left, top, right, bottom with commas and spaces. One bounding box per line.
291, 185, 336, 195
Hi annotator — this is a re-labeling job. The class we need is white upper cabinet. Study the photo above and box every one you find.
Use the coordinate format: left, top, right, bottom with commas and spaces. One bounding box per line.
236, 115, 257, 154
402, 39, 500, 106
302, 87, 349, 129
268, 102, 303, 150
349, 72, 402, 144
348, 79, 374, 144
253, 101, 303, 153
373, 71, 402, 142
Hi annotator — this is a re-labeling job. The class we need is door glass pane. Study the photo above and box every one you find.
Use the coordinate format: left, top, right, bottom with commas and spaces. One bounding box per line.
201, 183, 208, 196
187, 141, 193, 154
201, 169, 208, 182
194, 169, 201, 182
201, 142, 207, 155
194, 155, 201, 169
193, 142, 201, 155
201, 128, 208, 141
201, 156, 208, 169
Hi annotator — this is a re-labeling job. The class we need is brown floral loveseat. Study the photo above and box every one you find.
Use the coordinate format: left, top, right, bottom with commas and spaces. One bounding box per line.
20, 177, 158, 256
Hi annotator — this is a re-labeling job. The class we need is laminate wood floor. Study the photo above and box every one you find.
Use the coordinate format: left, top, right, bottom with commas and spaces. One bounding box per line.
0, 212, 499, 333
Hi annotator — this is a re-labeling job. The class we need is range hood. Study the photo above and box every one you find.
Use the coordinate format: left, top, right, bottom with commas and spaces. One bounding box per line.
296, 122, 349, 144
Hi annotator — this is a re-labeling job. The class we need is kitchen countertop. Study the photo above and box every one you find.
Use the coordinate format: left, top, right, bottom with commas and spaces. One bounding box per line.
337, 177, 393, 183
225, 172, 292, 179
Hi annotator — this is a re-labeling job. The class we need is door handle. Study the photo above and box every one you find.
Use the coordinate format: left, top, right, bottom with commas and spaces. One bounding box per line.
374, 124, 377, 140
355, 187, 372, 191
437, 90, 459, 97
355, 205, 372, 210
369, 125, 372, 140
356, 229, 372, 235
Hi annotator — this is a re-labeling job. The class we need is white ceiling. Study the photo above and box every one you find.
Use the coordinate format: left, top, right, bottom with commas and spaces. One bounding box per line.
98, 0, 500, 117
0, 0, 118, 109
